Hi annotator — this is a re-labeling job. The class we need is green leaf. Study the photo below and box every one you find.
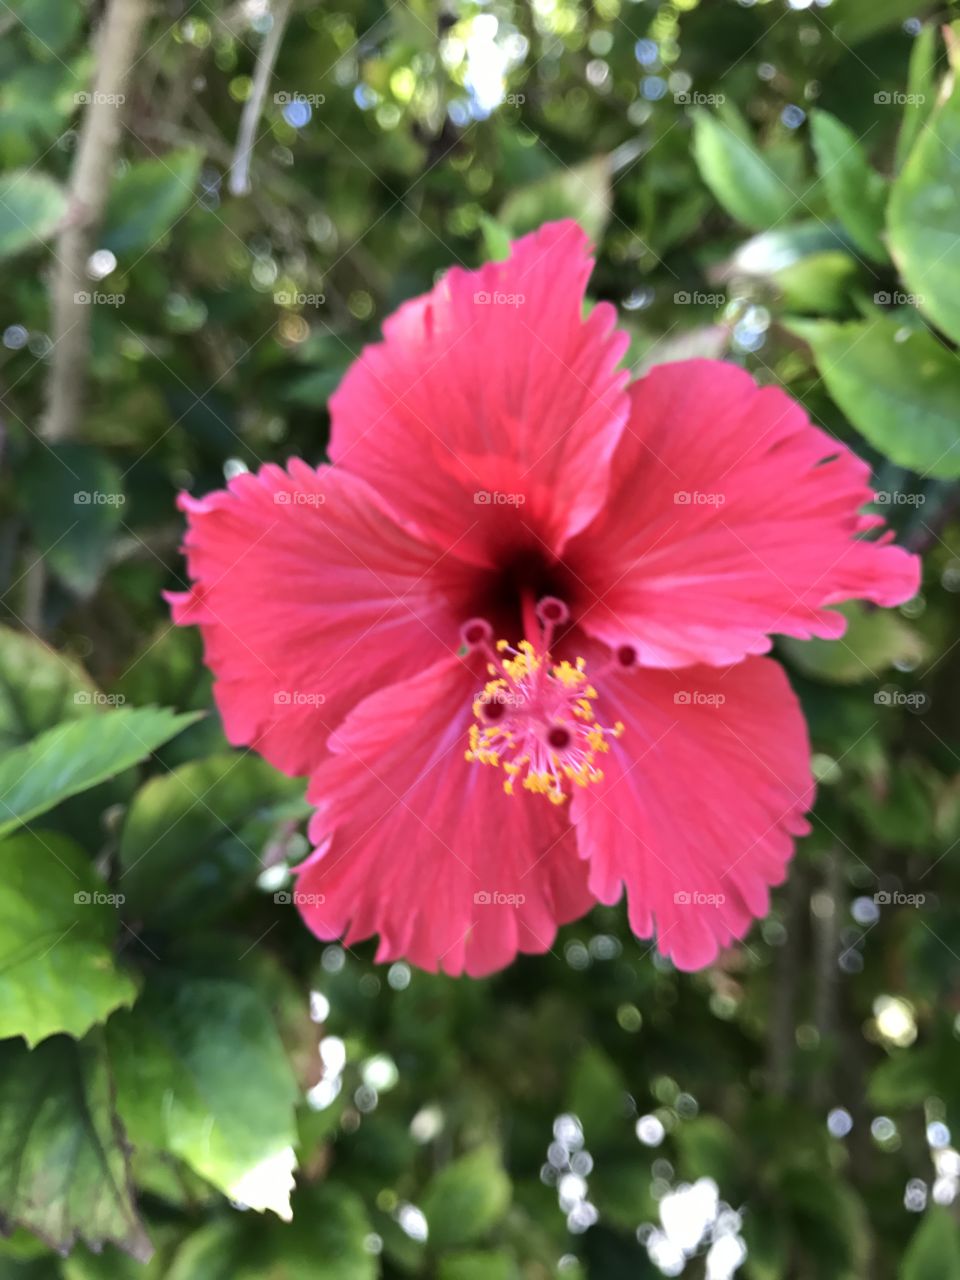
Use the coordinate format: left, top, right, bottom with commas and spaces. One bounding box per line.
165, 1221, 244, 1280
674, 1115, 741, 1192
0, 830, 136, 1046
830, 0, 930, 45
117, 753, 307, 923
7, 0, 82, 54
787, 314, 960, 477
0, 1033, 151, 1261
809, 111, 888, 262
0, 170, 66, 258
0, 626, 98, 749
732, 221, 854, 275
102, 148, 203, 256
478, 214, 512, 263
691, 108, 797, 230
438, 1251, 517, 1280
0, 706, 202, 838
888, 77, 960, 345
730, 220, 861, 313
20, 445, 125, 599
568, 1046, 628, 1146
107, 974, 299, 1219
239, 1185, 376, 1280
896, 24, 939, 170
498, 155, 612, 241
774, 251, 860, 315
165, 1185, 376, 1280
900, 1208, 960, 1280
778, 1170, 870, 1279
780, 602, 925, 684
421, 1147, 511, 1249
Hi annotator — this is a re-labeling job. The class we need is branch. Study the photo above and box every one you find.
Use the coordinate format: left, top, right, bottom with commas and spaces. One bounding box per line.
228, 0, 294, 197
811, 847, 843, 1106
767, 867, 806, 1097
41, 0, 150, 444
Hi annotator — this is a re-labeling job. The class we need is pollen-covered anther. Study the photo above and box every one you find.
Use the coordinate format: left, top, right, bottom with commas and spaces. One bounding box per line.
465, 638, 624, 805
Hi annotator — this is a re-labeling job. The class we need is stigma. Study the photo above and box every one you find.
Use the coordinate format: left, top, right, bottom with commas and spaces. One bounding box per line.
461, 601, 624, 806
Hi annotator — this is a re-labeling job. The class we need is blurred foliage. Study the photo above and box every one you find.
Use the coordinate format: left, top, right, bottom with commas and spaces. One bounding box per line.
1, 0, 960, 1276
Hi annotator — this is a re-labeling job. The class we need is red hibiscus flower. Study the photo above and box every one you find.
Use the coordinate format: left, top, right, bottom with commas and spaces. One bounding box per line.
168, 221, 919, 976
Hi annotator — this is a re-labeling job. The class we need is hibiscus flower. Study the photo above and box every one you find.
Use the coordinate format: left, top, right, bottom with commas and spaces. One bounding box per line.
168, 220, 918, 976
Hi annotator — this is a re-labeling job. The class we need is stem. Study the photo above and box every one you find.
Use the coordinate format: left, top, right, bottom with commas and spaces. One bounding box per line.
41, 0, 149, 443
812, 847, 842, 1107
228, 0, 294, 197
767, 866, 806, 1097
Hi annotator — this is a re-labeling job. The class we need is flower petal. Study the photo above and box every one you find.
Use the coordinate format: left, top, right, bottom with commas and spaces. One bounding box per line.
567, 359, 920, 667
167, 460, 473, 776
572, 656, 813, 971
328, 220, 630, 566
296, 655, 594, 976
